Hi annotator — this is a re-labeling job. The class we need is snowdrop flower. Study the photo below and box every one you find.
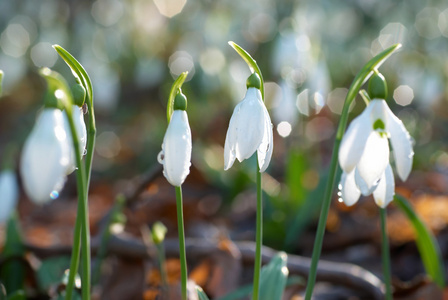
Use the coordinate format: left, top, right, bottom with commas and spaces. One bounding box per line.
20, 108, 70, 204
338, 76, 413, 208
158, 91, 192, 186
224, 73, 273, 172
64, 105, 87, 174
0, 170, 19, 222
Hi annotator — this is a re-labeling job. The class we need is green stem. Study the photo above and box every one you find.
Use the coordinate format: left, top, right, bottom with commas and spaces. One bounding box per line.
175, 186, 187, 300
304, 44, 401, 300
380, 208, 392, 300
64, 109, 89, 300
252, 163, 262, 300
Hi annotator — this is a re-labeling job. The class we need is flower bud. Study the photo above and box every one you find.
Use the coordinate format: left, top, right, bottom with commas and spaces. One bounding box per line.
368, 72, 388, 100
174, 91, 187, 111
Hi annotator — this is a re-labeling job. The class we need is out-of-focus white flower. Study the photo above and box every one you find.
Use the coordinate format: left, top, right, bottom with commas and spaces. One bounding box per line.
224, 86, 273, 172
64, 105, 87, 174
20, 108, 70, 204
0, 170, 19, 222
338, 99, 413, 208
158, 110, 192, 187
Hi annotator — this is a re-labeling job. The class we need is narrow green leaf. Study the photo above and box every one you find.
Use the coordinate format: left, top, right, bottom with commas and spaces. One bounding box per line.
0, 213, 25, 294
167, 72, 188, 122
394, 194, 445, 288
228, 41, 265, 100
196, 286, 210, 300
52, 45, 93, 107
37, 256, 71, 291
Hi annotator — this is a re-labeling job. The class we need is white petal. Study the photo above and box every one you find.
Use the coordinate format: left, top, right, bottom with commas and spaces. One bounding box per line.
224, 102, 240, 170
160, 110, 192, 186
234, 88, 265, 161
354, 168, 378, 196
339, 170, 361, 206
64, 105, 87, 174
384, 104, 414, 181
257, 102, 274, 172
373, 164, 395, 208
0, 170, 19, 222
338, 103, 375, 173
20, 109, 70, 204
356, 131, 389, 191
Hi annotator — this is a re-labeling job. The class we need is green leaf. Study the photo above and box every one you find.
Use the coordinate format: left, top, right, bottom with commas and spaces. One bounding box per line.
6, 290, 25, 300
259, 252, 289, 300
394, 194, 445, 288
37, 256, 71, 291
52, 45, 93, 108
228, 41, 265, 100
0, 213, 25, 294
167, 72, 188, 122
39, 68, 73, 110
196, 286, 210, 300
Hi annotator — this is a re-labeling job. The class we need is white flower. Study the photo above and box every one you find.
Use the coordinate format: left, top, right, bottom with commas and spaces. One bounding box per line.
20, 108, 70, 204
0, 170, 19, 222
338, 99, 414, 208
224, 87, 273, 172
64, 105, 87, 174
158, 110, 192, 186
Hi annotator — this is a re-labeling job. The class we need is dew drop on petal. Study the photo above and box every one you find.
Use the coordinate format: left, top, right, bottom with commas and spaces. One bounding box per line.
157, 150, 165, 164
50, 191, 59, 200
337, 191, 342, 197
338, 197, 343, 203
338, 183, 342, 190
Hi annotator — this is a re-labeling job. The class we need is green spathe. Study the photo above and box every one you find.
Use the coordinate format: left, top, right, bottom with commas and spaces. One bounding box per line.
174, 91, 187, 111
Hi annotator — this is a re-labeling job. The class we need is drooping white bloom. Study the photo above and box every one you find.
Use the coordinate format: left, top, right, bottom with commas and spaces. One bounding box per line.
224, 87, 273, 172
0, 170, 19, 222
158, 110, 192, 186
20, 109, 70, 204
338, 99, 413, 208
64, 105, 87, 174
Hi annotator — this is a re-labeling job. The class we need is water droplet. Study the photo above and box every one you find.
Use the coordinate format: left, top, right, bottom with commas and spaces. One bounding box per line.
157, 151, 165, 164
338, 197, 343, 203
50, 191, 59, 200
337, 191, 342, 197
338, 183, 342, 190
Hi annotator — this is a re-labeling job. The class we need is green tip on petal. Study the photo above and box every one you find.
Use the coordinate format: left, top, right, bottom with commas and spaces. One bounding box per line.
368, 72, 388, 100
373, 119, 386, 130
246, 73, 261, 90
173, 90, 187, 111
72, 83, 86, 107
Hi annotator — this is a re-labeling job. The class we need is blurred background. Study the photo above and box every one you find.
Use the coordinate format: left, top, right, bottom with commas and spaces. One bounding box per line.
1, 0, 448, 298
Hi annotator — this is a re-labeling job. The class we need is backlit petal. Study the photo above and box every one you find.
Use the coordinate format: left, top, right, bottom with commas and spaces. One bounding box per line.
258, 103, 273, 172
354, 168, 378, 196
160, 110, 192, 186
339, 170, 361, 206
384, 105, 414, 181
373, 164, 395, 208
20, 109, 70, 204
64, 105, 87, 174
224, 102, 240, 170
339, 103, 374, 173
356, 131, 389, 191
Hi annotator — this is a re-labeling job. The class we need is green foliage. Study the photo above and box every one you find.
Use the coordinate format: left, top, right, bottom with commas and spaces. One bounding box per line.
0, 214, 25, 295
394, 195, 446, 288
6, 290, 25, 300
259, 252, 289, 300
37, 256, 71, 291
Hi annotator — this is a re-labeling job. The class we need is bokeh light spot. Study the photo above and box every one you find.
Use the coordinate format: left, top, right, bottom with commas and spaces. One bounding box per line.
96, 131, 121, 158
30, 42, 58, 67
154, 0, 186, 18
277, 121, 292, 138
393, 85, 414, 106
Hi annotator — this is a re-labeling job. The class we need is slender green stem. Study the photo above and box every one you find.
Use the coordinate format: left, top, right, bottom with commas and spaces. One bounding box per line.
64, 109, 89, 300
380, 208, 392, 300
175, 186, 187, 300
304, 44, 401, 299
252, 164, 262, 300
